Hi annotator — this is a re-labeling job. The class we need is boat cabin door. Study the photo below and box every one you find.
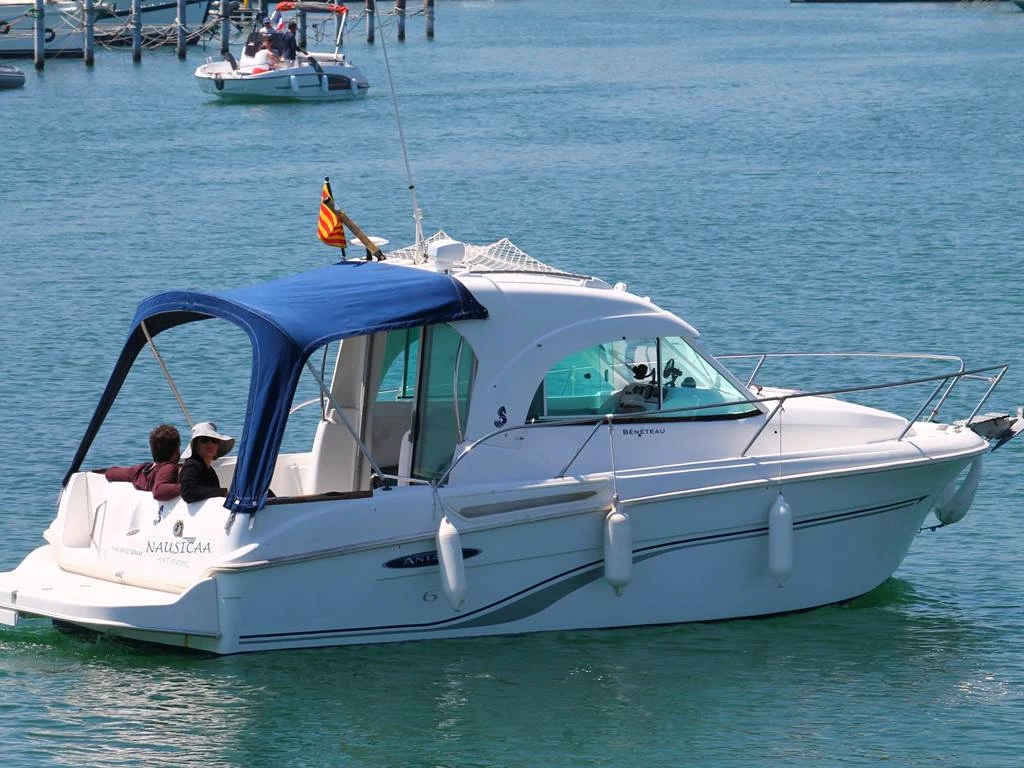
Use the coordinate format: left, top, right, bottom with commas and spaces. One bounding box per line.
306, 325, 474, 493
406, 324, 476, 484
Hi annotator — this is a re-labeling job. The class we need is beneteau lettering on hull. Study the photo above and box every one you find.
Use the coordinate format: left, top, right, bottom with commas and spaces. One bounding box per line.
0, 232, 1020, 653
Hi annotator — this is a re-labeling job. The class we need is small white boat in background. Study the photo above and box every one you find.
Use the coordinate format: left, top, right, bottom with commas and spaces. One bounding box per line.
0, 228, 1019, 654
195, 2, 367, 102
195, 49, 368, 101
0, 62, 25, 87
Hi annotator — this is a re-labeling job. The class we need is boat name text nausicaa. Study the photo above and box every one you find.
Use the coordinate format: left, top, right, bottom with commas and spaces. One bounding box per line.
147, 540, 212, 555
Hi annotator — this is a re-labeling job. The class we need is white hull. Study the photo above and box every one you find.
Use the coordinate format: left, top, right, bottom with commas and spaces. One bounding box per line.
0, 233, 1014, 654
0, 25, 83, 59
0, 423, 984, 654
195, 52, 369, 102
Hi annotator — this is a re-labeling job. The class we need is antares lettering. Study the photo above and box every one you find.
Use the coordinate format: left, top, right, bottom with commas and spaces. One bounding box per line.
384, 548, 481, 569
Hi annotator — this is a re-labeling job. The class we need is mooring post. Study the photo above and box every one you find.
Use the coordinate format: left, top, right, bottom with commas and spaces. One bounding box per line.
220, 0, 231, 55
396, 0, 406, 41
298, 8, 306, 50
425, 0, 434, 39
83, 0, 95, 66
365, 0, 374, 44
131, 0, 142, 62
176, 0, 187, 59
258, 0, 268, 18
32, 0, 44, 70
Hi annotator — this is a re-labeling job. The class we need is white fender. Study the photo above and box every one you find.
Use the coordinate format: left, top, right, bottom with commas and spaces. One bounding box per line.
349, 77, 358, 93
933, 457, 983, 526
603, 500, 632, 596
768, 493, 793, 586
321, 76, 329, 94
289, 74, 299, 93
436, 516, 466, 610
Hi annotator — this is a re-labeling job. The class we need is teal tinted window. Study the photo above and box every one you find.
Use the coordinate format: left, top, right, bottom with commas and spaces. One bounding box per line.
377, 328, 421, 402
528, 337, 758, 421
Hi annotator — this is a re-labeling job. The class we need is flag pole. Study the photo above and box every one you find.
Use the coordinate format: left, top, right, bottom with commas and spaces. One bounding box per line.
325, 177, 385, 261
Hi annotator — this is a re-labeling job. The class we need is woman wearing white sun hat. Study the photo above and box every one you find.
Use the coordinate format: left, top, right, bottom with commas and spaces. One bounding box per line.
179, 422, 235, 503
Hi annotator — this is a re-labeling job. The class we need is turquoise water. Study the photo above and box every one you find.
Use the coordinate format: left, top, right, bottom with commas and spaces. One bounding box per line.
2, 1, 1024, 765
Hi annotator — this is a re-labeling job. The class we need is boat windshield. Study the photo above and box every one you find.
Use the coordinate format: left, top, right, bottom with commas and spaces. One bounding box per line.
526, 335, 759, 422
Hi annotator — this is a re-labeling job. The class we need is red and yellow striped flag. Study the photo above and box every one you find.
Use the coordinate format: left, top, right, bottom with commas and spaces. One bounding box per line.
317, 179, 347, 248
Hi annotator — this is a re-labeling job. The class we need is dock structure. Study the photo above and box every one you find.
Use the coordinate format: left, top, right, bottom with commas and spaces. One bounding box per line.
15, 0, 437, 70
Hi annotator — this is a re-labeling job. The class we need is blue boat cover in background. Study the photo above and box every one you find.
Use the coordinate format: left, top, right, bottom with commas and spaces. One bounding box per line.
66, 261, 489, 514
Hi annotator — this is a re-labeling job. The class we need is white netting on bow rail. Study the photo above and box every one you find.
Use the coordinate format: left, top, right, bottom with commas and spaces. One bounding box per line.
386, 231, 584, 278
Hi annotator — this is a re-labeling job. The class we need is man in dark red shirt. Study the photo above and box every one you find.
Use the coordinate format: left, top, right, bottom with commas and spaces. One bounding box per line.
103, 424, 182, 501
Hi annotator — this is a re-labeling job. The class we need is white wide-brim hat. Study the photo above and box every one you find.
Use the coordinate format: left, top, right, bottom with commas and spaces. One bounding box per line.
181, 421, 235, 460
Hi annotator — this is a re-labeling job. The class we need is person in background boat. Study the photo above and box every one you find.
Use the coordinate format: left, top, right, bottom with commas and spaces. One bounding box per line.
281, 21, 304, 65
243, 29, 262, 58
179, 422, 234, 503
100, 424, 182, 502
261, 17, 285, 56
254, 33, 283, 71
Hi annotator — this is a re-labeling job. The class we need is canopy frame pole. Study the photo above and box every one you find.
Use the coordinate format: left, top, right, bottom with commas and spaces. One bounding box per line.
332, 7, 347, 58
141, 320, 194, 429
328, 195, 384, 260
303, 359, 388, 486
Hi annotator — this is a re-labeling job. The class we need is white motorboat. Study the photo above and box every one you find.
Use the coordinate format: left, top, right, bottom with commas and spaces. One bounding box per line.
195, 2, 367, 102
0, 0, 210, 58
0, 61, 24, 86
0, 232, 1020, 654
195, 49, 368, 101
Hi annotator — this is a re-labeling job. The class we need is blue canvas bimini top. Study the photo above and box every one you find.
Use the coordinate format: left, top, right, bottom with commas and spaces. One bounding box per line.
66, 261, 488, 514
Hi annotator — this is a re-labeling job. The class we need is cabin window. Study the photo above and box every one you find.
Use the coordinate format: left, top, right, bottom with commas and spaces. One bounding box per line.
411, 325, 476, 482
376, 327, 421, 402
527, 336, 758, 421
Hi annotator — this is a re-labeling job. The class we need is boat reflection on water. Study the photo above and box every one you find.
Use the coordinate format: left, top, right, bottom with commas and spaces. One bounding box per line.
2, 583, 1001, 767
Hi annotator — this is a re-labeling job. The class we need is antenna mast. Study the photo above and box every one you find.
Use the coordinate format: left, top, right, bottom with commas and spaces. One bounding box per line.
377, 9, 424, 263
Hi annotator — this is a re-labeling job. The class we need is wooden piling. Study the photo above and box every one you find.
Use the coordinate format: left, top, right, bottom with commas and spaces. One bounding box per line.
131, 0, 142, 62
425, 0, 434, 39
33, 0, 44, 70
365, 0, 374, 44
298, 9, 307, 50
176, 0, 187, 59
396, 0, 406, 41
83, 0, 95, 66
220, 0, 231, 55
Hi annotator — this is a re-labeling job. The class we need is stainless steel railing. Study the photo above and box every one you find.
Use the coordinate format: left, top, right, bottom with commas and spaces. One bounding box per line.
433, 356, 1010, 488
